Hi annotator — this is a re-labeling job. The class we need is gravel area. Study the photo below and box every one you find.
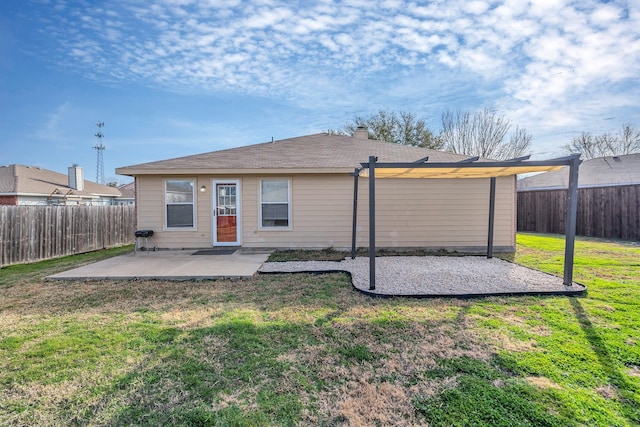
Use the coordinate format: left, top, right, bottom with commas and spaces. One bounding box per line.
259, 256, 586, 297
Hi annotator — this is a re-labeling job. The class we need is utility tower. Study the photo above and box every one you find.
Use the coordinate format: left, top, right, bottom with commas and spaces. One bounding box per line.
93, 122, 105, 184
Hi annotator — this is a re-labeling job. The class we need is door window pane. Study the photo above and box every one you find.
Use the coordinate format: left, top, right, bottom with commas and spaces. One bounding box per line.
217, 184, 237, 217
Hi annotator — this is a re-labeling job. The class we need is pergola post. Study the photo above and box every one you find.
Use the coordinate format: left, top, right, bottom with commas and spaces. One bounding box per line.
351, 169, 359, 259
563, 155, 581, 285
487, 177, 496, 258
368, 156, 377, 290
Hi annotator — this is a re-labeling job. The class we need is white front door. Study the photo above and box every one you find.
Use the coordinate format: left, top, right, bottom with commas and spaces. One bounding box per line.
212, 180, 241, 246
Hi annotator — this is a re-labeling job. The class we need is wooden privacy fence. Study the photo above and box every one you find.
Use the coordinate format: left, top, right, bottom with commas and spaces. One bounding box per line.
517, 184, 640, 241
0, 205, 136, 267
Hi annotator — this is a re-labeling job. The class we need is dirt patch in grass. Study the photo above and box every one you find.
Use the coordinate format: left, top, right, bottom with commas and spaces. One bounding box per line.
268, 247, 469, 262
326, 379, 429, 427
596, 384, 619, 399
268, 248, 349, 262
526, 376, 563, 390
626, 365, 640, 378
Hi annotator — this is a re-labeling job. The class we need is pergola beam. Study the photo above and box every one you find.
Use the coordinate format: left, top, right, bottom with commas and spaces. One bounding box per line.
361, 156, 579, 169
458, 156, 480, 163
413, 156, 430, 164
504, 155, 532, 162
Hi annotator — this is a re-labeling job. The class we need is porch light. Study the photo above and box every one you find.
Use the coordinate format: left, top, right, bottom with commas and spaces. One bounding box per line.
200, 185, 206, 192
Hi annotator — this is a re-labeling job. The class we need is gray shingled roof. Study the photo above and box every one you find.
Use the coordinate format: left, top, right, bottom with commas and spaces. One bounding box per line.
117, 181, 136, 199
0, 165, 121, 197
517, 153, 640, 190
117, 133, 472, 174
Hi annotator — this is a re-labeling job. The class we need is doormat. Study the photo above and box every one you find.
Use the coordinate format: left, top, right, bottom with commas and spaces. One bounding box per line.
191, 249, 237, 256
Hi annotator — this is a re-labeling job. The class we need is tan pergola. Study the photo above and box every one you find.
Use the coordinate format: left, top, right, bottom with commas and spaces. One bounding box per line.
351, 154, 582, 291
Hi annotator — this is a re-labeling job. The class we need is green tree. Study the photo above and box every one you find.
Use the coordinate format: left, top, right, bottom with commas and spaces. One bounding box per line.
331, 110, 443, 149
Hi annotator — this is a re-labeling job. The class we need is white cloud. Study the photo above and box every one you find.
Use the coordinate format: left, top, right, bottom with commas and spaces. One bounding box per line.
466, 1, 490, 15
30, 103, 71, 142
528, 0, 566, 17
24, 0, 640, 157
590, 4, 623, 25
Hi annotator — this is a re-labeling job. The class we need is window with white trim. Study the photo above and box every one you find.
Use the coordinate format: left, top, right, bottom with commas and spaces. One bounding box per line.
260, 179, 290, 228
165, 179, 195, 228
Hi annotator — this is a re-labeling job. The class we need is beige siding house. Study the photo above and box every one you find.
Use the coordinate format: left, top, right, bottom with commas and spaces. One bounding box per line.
116, 130, 517, 252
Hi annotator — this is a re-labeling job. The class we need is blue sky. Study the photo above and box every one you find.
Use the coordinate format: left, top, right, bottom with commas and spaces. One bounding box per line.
1, 0, 639, 185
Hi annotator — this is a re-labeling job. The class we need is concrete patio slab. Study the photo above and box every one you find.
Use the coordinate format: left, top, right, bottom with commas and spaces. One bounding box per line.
47, 250, 271, 281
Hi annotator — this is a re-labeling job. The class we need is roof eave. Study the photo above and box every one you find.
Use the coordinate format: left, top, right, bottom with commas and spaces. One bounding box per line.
0, 192, 118, 198
0, 192, 55, 197
116, 167, 356, 176
88, 193, 121, 198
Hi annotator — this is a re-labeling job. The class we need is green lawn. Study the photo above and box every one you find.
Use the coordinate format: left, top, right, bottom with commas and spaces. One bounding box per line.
0, 235, 639, 426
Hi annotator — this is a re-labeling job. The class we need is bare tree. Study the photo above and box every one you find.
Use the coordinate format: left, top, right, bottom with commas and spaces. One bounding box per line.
332, 110, 443, 149
565, 124, 640, 159
440, 109, 473, 156
439, 107, 531, 160
618, 124, 640, 154
565, 132, 601, 159
596, 132, 618, 156
505, 126, 533, 160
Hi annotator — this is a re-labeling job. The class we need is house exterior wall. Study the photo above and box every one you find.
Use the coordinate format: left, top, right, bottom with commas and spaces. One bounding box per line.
242, 175, 356, 249
136, 175, 212, 248
134, 174, 516, 251
19, 197, 50, 205
0, 195, 18, 205
0, 195, 119, 206
370, 175, 515, 250
113, 198, 135, 206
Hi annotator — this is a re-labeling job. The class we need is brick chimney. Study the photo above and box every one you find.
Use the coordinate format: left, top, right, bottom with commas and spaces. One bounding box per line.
68, 164, 84, 191
354, 125, 369, 140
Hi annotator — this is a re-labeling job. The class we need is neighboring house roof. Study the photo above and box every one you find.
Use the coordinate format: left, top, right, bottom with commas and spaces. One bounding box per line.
117, 181, 136, 199
0, 164, 121, 198
517, 153, 640, 191
116, 132, 473, 176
